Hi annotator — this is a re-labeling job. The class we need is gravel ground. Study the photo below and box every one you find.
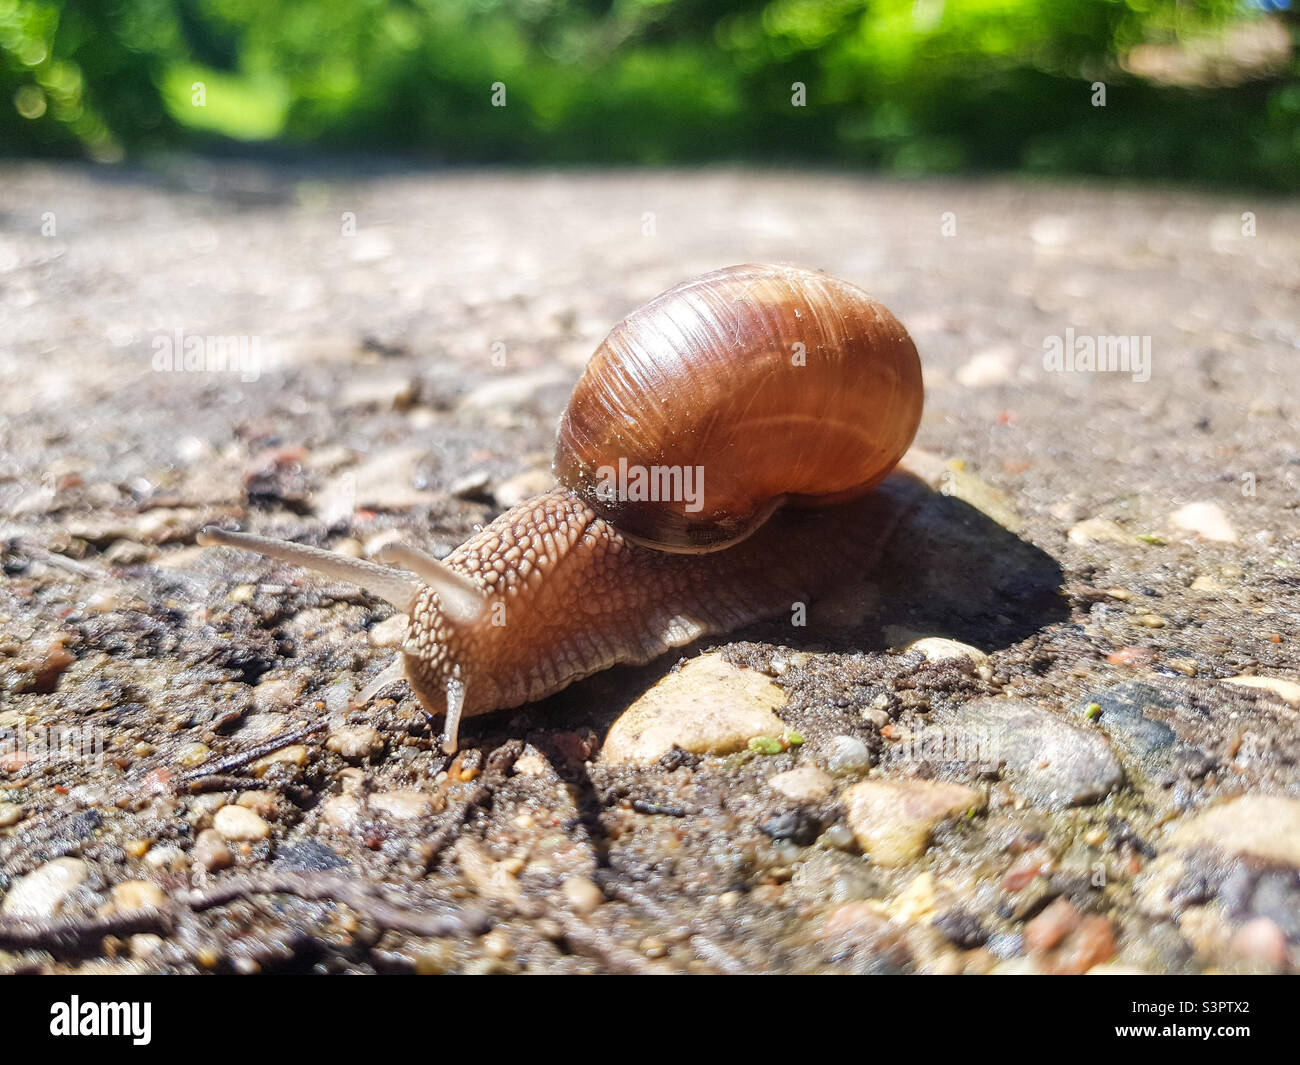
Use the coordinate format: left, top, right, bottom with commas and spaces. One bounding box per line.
0, 159, 1297, 974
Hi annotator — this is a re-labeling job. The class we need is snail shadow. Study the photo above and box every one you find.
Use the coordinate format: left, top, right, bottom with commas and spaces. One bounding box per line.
539, 469, 1067, 736
791, 467, 1069, 654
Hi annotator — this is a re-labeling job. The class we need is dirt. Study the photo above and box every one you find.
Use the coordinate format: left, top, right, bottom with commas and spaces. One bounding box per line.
0, 159, 1296, 973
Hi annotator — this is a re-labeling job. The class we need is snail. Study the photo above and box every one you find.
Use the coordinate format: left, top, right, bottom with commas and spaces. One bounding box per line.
199, 263, 923, 753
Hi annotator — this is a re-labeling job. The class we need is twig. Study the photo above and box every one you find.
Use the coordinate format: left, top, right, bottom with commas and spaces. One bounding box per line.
184, 871, 489, 937
174, 718, 327, 787
0, 908, 174, 952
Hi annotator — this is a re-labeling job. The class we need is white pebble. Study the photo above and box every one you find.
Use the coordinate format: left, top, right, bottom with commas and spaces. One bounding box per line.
213, 805, 270, 842
825, 735, 872, 773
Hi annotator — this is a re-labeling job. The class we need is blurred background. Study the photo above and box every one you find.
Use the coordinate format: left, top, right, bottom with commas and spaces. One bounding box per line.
1, 0, 1296, 190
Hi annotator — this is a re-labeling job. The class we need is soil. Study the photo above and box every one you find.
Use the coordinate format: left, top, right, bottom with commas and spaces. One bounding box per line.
0, 159, 1296, 973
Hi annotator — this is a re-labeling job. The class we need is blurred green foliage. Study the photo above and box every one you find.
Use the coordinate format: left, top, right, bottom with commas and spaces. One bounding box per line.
2, 0, 1297, 189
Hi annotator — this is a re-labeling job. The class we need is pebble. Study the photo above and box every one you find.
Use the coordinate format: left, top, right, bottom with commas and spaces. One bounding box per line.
457, 368, 570, 411
512, 748, 552, 777
818, 902, 909, 964
1076, 682, 1177, 758
939, 467, 1023, 533
1169, 501, 1238, 543
1025, 897, 1080, 952
561, 875, 605, 916
1067, 517, 1133, 545
601, 654, 786, 764
1053, 915, 1116, 974
767, 766, 834, 802
367, 790, 435, 820
251, 676, 304, 712
321, 794, 362, 830
494, 468, 555, 508
906, 636, 993, 680
177, 742, 211, 768
0, 802, 25, 827
1230, 917, 1288, 969
212, 804, 270, 842
327, 725, 385, 761
142, 845, 186, 871
250, 744, 308, 777
0, 857, 88, 918
950, 698, 1124, 807
954, 346, 1015, 388
1222, 675, 1300, 706
1169, 794, 1300, 867
111, 880, 166, 912
193, 828, 233, 871
824, 735, 873, 774
840, 779, 984, 867
368, 614, 409, 648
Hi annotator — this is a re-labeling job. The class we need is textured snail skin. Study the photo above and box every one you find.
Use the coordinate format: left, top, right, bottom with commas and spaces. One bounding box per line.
199, 264, 924, 751
402, 478, 923, 725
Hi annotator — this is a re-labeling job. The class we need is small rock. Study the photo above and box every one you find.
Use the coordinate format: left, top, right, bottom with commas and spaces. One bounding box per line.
939, 468, 1023, 533
1068, 517, 1132, 545
561, 876, 605, 916
0, 802, 25, 827
143, 844, 186, 871
367, 790, 435, 820
368, 614, 409, 648
1169, 794, 1300, 867
933, 907, 989, 949
1025, 897, 1080, 952
759, 808, 826, 846
951, 698, 1124, 807
327, 725, 385, 762
954, 346, 1014, 388
274, 839, 349, 872
512, 748, 552, 777
824, 735, 873, 774
601, 654, 786, 764
1053, 915, 1116, 974
111, 880, 166, 912
1076, 683, 1177, 758
907, 636, 992, 680
1222, 675, 1300, 706
1, 857, 88, 917
250, 744, 308, 777
1230, 917, 1288, 969
177, 742, 211, 768
768, 766, 834, 802
251, 677, 304, 712
819, 902, 909, 965
213, 804, 270, 842
494, 468, 555, 508
1169, 502, 1238, 543
321, 794, 362, 830
193, 829, 233, 871
840, 779, 984, 867
458, 369, 570, 411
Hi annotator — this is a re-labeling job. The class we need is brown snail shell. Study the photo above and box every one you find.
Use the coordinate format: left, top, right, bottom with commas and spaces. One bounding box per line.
554, 263, 923, 550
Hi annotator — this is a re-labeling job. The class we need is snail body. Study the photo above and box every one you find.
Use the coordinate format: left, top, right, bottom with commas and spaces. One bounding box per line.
200, 264, 923, 752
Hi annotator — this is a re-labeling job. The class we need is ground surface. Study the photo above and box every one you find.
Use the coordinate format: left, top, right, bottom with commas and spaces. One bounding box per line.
0, 160, 1296, 974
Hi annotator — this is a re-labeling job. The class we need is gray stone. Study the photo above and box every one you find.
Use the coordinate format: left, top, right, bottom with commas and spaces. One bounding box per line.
1077, 682, 1178, 757
951, 698, 1124, 807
